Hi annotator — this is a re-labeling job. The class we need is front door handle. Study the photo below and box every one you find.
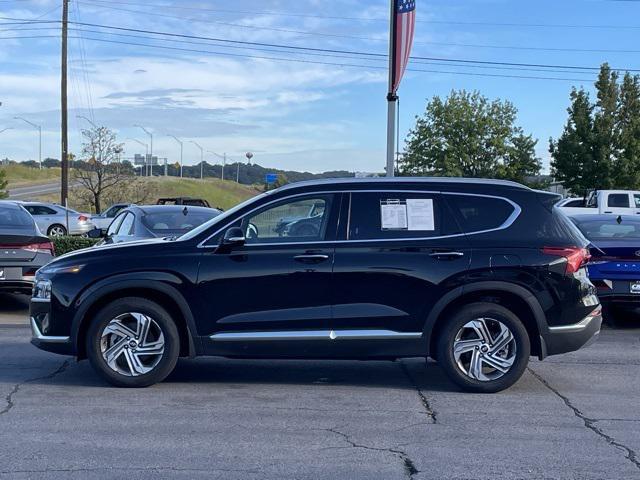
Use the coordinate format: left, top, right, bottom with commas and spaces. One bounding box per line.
429, 251, 464, 259
294, 254, 329, 264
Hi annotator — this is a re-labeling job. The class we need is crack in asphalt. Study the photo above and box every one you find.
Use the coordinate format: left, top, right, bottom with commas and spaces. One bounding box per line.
398, 361, 437, 423
0, 359, 70, 417
322, 427, 419, 479
528, 366, 640, 472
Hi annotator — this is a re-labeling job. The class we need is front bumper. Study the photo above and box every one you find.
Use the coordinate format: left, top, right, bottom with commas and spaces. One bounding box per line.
540, 306, 602, 358
30, 298, 74, 355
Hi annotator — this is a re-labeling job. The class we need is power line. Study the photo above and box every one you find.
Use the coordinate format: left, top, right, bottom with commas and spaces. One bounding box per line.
67, 21, 640, 73
49, 35, 598, 82
60, 26, 616, 76
74, 0, 640, 30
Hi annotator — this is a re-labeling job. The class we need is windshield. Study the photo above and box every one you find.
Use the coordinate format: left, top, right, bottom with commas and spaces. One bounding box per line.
142, 210, 221, 234
572, 218, 640, 241
178, 192, 268, 241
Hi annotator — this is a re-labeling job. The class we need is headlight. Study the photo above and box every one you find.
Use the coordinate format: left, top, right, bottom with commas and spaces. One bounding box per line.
33, 279, 52, 300
40, 264, 85, 274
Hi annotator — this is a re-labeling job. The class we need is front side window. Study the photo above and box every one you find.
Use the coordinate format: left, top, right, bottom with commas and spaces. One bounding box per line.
348, 192, 454, 240
242, 195, 333, 244
607, 194, 630, 208
633, 194, 640, 208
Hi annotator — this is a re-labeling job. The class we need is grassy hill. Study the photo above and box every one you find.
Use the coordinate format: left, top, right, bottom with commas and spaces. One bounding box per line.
28, 175, 260, 212
145, 176, 259, 210
1, 164, 61, 187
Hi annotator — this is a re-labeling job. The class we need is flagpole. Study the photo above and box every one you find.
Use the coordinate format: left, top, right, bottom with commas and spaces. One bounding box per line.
386, 0, 397, 178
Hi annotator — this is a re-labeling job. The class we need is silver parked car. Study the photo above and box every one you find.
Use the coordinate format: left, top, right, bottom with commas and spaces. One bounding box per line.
20, 202, 95, 236
91, 203, 131, 234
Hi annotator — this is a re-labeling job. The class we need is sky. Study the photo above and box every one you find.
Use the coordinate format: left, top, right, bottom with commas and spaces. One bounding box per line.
0, 0, 639, 174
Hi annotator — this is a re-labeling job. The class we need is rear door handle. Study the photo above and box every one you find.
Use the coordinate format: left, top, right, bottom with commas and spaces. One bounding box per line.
429, 251, 464, 259
294, 254, 329, 264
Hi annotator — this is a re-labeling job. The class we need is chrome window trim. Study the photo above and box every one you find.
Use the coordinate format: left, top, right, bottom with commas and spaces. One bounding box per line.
209, 329, 423, 341
197, 189, 521, 249
30, 317, 70, 343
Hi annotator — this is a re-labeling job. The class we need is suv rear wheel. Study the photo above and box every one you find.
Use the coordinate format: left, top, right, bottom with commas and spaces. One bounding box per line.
436, 302, 530, 393
86, 297, 180, 388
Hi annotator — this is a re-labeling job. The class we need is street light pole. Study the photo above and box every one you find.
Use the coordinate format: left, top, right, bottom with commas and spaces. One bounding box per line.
14, 117, 42, 169
190, 141, 204, 180
208, 151, 226, 180
134, 125, 153, 176
167, 135, 184, 178
126, 138, 148, 176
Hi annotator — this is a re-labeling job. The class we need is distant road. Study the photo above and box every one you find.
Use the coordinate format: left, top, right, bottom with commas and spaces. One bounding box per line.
8, 182, 63, 199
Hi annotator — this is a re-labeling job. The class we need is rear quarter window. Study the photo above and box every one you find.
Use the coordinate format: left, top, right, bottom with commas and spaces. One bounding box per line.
445, 195, 515, 233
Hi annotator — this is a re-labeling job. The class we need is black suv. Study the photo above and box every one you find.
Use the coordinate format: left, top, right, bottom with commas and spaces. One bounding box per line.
30, 178, 601, 392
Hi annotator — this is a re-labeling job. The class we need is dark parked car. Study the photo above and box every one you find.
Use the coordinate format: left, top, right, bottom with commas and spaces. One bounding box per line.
0, 201, 54, 294
31, 178, 601, 392
97, 205, 222, 245
570, 214, 640, 321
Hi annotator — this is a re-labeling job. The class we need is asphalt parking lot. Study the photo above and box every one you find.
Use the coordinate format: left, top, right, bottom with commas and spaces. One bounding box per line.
0, 293, 639, 479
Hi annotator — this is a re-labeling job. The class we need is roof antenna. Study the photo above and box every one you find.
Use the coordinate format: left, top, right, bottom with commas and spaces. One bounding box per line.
182, 206, 188, 216
616, 215, 622, 224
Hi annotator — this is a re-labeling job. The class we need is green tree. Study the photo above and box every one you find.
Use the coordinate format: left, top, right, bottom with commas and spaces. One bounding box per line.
614, 72, 640, 188
551, 64, 640, 195
549, 89, 598, 198
400, 90, 541, 182
0, 168, 8, 199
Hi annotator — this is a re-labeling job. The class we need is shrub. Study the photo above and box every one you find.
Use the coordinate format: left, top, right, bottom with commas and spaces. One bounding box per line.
51, 236, 100, 256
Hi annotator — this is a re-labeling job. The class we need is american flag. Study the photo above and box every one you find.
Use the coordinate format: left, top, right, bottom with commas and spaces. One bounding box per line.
390, 0, 416, 94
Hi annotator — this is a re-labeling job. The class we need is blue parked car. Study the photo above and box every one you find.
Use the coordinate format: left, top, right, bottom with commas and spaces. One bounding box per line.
570, 214, 640, 323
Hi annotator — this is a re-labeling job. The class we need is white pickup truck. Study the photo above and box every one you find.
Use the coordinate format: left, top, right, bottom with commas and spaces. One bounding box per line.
557, 190, 640, 216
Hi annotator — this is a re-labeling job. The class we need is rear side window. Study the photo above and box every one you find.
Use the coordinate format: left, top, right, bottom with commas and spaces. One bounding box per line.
446, 195, 515, 233
348, 192, 458, 240
564, 199, 584, 208
607, 194, 630, 208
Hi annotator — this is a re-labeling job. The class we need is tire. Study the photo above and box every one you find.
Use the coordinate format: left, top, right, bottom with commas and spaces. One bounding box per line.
436, 302, 530, 393
86, 297, 180, 388
48, 224, 67, 237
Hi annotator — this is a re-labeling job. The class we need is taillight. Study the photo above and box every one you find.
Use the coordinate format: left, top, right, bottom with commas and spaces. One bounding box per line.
78, 215, 89, 222
543, 246, 591, 274
22, 242, 55, 256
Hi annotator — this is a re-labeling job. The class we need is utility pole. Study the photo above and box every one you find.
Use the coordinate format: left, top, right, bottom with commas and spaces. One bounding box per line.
61, 0, 69, 204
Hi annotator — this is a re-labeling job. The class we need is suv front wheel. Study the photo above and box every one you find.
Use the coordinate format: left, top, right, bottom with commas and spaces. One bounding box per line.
86, 297, 180, 387
437, 302, 530, 393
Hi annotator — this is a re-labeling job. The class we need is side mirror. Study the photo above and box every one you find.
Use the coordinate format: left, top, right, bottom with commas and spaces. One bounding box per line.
222, 227, 246, 247
86, 228, 103, 239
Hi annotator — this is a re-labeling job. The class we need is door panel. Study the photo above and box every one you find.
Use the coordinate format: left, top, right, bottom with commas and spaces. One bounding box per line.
197, 193, 342, 357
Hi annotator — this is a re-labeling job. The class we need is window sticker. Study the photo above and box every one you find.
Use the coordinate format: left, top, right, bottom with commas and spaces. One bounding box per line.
407, 199, 435, 231
380, 200, 408, 230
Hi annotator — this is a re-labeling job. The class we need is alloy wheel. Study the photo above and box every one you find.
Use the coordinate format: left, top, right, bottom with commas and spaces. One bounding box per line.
49, 226, 66, 237
100, 312, 165, 377
452, 317, 517, 381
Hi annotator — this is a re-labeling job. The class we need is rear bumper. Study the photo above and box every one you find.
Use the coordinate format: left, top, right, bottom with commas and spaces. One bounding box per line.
540, 307, 602, 358
0, 279, 34, 293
